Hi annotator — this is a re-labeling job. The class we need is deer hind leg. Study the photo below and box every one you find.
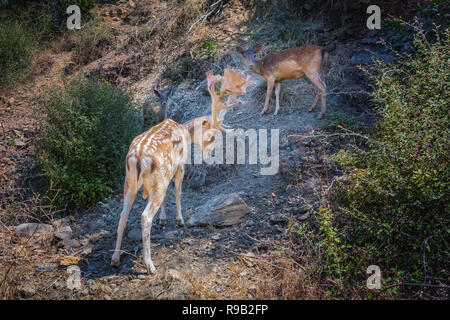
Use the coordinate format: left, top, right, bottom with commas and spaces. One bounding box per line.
308, 91, 320, 112
261, 79, 275, 115
111, 181, 138, 267
157, 201, 166, 226
174, 165, 185, 227
306, 72, 327, 119
274, 82, 281, 115
141, 199, 158, 274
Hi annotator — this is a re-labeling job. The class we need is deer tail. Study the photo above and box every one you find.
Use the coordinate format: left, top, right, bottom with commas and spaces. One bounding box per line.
126, 154, 150, 185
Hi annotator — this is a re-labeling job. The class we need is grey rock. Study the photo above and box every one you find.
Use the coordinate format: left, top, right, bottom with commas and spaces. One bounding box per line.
62, 238, 80, 247
55, 225, 73, 241
15, 223, 54, 238
127, 228, 142, 241
11, 154, 20, 161
186, 193, 251, 227
211, 234, 220, 241
19, 287, 36, 297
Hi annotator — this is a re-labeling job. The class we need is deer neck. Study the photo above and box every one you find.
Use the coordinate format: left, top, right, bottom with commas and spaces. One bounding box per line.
249, 59, 263, 76
182, 116, 212, 143
210, 89, 227, 128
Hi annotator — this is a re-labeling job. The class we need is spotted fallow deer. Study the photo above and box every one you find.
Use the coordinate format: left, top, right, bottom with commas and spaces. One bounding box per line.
111, 69, 252, 273
237, 43, 335, 119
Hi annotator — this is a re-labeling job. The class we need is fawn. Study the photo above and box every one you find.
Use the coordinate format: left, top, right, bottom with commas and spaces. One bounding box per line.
236, 43, 335, 119
111, 69, 252, 273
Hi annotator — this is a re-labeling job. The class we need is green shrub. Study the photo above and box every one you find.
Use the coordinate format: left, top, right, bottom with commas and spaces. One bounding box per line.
326, 111, 366, 132
200, 41, 217, 58
0, 22, 34, 86
334, 27, 449, 284
37, 78, 143, 208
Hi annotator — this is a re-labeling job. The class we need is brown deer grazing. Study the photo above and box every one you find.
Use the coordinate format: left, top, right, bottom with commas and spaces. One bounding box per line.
111, 69, 252, 273
236, 43, 335, 119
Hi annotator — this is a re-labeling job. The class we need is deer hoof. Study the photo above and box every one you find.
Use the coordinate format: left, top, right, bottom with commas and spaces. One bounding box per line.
317, 113, 325, 119
158, 218, 166, 226
176, 219, 184, 227
145, 262, 156, 274
111, 255, 120, 268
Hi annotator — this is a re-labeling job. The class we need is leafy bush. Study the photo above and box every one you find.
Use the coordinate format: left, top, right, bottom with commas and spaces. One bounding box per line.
326, 111, 367, 132
38, 79, 143, 208
334, 27, 449, 284
200, 41, 217, 58
0, 22, 34, 86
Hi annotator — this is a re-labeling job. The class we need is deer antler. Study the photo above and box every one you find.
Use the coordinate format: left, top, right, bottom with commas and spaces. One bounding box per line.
205, 69, 253, 133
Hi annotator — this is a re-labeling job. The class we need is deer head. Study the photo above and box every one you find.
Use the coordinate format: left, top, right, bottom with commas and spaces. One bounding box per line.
236, 44, 263, 73
205, 69, 253, 132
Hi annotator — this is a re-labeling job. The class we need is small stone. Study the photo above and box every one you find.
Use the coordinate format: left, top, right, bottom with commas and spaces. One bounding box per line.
19, 287, 36, 297
127, 228, 142, 241
211, 234, 220, 241
164, 230, 181, 241
55, 225, 73, 241
11, 154, 21, 161
63, 238, 80, 247
15, 223, 54, 238
216, 287, 221, 292
186, 193, 251, 227
14, 139, 26, 147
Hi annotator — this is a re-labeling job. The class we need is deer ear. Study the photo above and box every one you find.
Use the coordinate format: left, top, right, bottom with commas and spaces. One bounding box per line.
254, 44, 263, 53
236, 46, 244, 54
153, 88, 161, 98
201, 119, 211, 129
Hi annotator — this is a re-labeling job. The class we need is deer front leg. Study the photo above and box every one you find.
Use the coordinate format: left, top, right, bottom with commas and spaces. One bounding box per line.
306, 72, 327, 119
111, 186, 137, 267
274, 82, 281, 115
261, 79, 275, 115
174, 165, 185, 227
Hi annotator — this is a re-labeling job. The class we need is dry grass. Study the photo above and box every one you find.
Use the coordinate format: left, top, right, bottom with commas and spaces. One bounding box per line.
183, 249, 323, 300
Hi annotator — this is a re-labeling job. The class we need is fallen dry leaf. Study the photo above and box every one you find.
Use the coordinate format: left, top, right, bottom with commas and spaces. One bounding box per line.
59, 256, 81, 266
